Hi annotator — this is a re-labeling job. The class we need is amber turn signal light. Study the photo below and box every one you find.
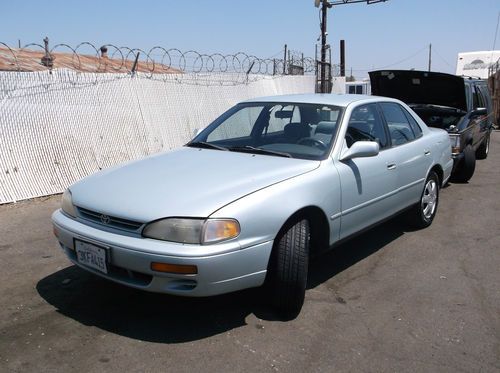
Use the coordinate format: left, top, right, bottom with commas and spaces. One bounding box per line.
151, 262, 198, 275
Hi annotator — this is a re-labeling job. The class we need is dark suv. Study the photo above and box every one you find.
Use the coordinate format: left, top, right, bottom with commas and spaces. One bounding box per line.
369, 70, 494, 182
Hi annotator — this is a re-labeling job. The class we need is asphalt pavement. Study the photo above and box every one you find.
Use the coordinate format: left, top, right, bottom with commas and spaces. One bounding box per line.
1, 132, 499, 373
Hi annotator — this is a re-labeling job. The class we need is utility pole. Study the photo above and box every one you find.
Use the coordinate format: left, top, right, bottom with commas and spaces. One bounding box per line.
314, 0, 388, 93
340, 39, 345, 77
428, 43, 432, 72
320, 0, 331, 93
283, 44, 288, 75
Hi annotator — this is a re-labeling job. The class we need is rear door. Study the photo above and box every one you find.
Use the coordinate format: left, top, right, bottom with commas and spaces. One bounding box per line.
477, 83, 493, 135
471, 84, 489, 149
379, 102, 430, 206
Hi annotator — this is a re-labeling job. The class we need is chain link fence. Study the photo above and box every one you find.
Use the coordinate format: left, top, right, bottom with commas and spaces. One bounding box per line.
0, 66, 322, 203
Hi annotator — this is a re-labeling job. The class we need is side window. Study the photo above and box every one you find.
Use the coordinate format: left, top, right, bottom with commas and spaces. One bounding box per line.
477, 85, 491, 111
379, 102, 416, 146
402, 108, 423, 138
346, 104, 388, 149
473, 86, 485, 110
207, 106, 261, 141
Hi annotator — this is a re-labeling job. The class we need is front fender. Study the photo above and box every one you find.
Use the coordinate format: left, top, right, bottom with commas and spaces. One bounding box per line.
209, 160, 341, 250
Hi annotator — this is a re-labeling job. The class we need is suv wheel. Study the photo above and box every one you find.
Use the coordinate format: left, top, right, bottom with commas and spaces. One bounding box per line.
452, 145, 476, 183
476, 134, 490, 160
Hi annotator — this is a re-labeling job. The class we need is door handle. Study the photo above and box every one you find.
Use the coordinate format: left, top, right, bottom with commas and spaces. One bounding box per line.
387, 163, 396, 170
424, 149, 431, 155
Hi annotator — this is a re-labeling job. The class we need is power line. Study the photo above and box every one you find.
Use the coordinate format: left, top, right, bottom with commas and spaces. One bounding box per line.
432, 47, 454, 69
492, 11, 500, 50
351, 45, 428, 72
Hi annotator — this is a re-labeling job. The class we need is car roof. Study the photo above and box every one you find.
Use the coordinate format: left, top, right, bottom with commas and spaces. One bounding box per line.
242, 93, 399, 107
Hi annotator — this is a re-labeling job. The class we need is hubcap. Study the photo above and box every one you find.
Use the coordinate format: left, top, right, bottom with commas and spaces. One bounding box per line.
421, 179, 437, 220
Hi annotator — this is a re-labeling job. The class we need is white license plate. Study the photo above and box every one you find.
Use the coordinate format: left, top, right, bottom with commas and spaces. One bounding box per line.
75, 239, 108, 274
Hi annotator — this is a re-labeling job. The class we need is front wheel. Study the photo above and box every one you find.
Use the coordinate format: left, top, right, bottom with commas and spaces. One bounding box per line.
408, 171, 439, 229
267, 219, 309, 320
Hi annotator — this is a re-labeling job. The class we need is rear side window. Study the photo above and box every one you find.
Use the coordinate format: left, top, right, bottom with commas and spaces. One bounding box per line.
477, 85, 491, 111
402, 108, 423, 138
379, 102, 416, 146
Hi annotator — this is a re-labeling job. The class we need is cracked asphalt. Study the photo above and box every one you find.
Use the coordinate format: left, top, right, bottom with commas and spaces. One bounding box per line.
1, 132, 499, 373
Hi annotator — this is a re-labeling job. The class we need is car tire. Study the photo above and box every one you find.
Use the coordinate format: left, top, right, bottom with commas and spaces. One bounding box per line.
267, 219, 309, 320
476, 134, 490, 160
453, 145, 476, 183
408, 171, 439, 229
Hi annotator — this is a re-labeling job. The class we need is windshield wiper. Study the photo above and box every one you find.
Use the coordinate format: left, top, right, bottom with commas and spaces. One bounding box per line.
228, 145, 292, 158
185, 141, 228, 151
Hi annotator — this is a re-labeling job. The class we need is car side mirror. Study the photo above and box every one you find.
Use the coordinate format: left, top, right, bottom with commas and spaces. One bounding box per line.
340, 141, 379, 161
471, 107, 487, 117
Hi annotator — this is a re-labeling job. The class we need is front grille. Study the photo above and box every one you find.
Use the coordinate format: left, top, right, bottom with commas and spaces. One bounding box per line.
77, 207, 143, 232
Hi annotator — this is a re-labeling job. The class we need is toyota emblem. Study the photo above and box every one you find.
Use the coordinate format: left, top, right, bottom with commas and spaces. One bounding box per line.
100, 214, 111, 224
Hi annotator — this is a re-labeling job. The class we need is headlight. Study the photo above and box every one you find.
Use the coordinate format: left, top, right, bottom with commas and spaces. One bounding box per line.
143, 218, 240, 245
61, 189, 77, 218
449, 134, 461, 154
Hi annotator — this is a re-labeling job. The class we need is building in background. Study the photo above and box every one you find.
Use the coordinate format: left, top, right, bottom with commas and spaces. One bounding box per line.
345, 80, 371, 95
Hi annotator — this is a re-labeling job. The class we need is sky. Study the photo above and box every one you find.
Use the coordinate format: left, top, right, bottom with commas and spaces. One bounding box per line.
1, 0, 499, 79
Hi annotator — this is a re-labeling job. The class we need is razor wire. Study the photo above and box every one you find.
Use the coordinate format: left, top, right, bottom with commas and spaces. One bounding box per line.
0, 40, 321, 77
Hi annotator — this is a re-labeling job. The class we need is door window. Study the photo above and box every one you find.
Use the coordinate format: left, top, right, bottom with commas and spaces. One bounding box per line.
346, 104, 388, 149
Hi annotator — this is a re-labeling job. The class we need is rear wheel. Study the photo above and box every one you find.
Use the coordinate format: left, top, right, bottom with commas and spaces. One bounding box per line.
452, 145, 476, 183
408, 171, 439, 229
267, 219, 309, 320
476, 134, 490, 160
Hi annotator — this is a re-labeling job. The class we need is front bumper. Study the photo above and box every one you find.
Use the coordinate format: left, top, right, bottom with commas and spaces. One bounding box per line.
52, 209, 273, 296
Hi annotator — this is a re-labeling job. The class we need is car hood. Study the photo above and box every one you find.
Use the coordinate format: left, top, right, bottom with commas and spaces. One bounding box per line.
369, 70, 467, 112
70, 147, 319, 222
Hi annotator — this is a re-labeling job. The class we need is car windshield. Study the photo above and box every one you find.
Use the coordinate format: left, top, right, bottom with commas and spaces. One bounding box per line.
188, 102, 344, 160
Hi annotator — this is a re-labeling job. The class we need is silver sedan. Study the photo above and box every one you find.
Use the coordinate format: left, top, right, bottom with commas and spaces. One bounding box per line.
52, 94, 453, 319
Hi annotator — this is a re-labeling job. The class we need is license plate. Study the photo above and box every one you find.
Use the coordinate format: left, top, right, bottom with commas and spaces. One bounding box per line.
75, 239, 108, 274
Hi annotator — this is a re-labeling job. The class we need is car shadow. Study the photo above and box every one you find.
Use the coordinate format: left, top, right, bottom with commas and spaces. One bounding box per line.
37, 217, 409, 343
307, 218, 406, 290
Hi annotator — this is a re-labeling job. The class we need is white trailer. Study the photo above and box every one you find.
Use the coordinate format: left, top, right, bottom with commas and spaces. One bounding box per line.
456, 51, 500, 79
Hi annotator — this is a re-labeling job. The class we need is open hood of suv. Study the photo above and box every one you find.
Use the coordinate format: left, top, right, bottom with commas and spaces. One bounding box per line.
369, 70, 467, 112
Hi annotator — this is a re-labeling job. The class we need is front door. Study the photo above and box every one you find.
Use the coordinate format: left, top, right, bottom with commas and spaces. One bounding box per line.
335, 103, 399, 240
